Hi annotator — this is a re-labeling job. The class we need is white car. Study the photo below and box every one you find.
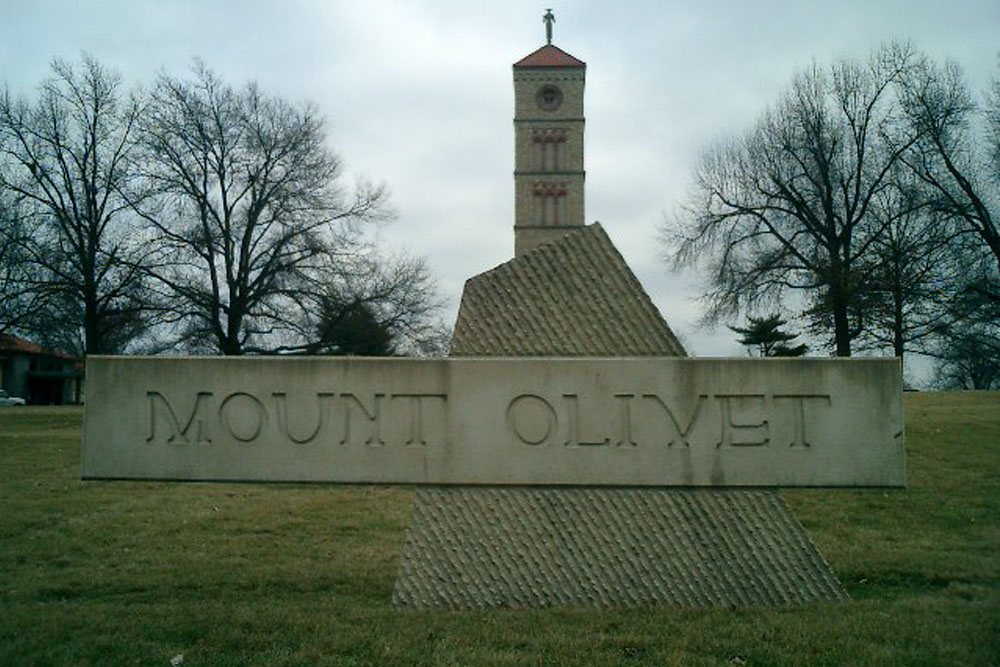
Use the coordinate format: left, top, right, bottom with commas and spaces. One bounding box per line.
0, 390, 26, 406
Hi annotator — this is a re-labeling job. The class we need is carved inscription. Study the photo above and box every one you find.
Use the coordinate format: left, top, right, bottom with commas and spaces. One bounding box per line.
147, 391, 448, 448
147, 388, 832, 454
146, 388, 834, 473
773, 394, 832, 447
504, 392, 832, 450
642, 393, 708, 447
506, 394, 557, 445
219, 392, 267, 442
84, 356, 905, 486
716, 394, 768, 448
146, 392, 213, 445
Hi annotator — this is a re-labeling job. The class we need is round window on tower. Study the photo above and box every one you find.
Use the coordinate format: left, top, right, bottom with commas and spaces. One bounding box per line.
535, 84, 563, 111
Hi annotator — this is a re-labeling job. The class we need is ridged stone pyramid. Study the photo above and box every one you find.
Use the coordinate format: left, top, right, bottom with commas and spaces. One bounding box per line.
393, 227, 847, 608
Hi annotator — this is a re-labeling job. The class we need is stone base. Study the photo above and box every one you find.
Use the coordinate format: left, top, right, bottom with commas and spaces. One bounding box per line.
392, 487, 847, 608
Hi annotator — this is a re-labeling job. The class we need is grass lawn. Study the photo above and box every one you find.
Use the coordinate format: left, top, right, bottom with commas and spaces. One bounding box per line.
1, 392, 997, 666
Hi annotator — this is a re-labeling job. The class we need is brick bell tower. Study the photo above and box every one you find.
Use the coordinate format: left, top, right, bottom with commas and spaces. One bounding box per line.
512, 10, 586, 257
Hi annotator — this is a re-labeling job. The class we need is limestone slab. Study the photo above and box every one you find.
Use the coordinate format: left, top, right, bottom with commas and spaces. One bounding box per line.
392, 487, 848, 608
82, 356, 905, 487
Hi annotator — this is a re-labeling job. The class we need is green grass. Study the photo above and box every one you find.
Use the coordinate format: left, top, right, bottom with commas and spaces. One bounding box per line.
1, 393, 998, 666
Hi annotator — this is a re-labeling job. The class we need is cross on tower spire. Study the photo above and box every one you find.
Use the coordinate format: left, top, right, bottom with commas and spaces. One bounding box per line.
543, 9, 555, 45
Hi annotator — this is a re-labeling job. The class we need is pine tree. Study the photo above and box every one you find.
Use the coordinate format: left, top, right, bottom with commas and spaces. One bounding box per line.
729, 314, 808, 357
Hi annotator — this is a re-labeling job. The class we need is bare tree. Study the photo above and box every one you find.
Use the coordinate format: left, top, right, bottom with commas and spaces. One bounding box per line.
266, 247, 446, 356
136, 64, 390, 355
932, 318, 1000, 390
898, 55, 1000, 287
853, 166, 970, 359
0, 195, 41, 335
315, 250, 445, 356
888, 53, 1000, 374
669, 45, 928, 356
0, 55, 153, 354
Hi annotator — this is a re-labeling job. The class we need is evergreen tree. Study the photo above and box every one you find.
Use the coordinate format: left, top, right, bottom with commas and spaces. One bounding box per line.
316, 300, 395, 356
729, 314, 808, 357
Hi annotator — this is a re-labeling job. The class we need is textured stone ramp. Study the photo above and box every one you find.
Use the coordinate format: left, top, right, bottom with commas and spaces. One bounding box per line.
450, 224, 686, 357
392, 487, 847, 608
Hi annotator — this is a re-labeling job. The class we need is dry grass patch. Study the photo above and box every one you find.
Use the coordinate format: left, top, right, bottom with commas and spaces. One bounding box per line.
1, 393, 997, 665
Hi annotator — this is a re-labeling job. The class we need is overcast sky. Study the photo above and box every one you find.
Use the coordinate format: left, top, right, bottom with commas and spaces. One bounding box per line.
2, 1, 997, 368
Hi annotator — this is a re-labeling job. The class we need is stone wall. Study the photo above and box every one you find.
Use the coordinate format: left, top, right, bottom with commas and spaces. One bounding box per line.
83, 356, 905, 487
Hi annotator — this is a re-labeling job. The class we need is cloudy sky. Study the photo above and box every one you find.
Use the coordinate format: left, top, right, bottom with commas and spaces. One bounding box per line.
2, 0, 997, 364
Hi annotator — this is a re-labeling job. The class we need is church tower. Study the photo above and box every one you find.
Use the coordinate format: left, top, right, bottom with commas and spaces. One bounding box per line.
450, 10, 686, 358
512, 11, 586, 257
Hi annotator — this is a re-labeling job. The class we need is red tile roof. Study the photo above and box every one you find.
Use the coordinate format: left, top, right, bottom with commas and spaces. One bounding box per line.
0, 334, 75, 360
513, 45, 586, 68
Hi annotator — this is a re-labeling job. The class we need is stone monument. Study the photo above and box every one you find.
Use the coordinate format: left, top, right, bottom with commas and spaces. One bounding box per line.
81, 12, 905, 610
391, 14, 857, 608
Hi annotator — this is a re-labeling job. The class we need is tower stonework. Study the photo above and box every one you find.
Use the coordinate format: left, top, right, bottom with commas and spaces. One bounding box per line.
513, 45, 586, 257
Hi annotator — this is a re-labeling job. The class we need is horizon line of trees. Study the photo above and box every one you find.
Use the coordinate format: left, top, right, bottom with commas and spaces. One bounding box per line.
667, 42, 999, 389
0, 55, 448, 358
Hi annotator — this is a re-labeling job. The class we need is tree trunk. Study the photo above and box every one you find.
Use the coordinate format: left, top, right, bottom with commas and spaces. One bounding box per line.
832, 302, 852, 357
219, 334, 242, 356
830, 257, 853, 357
84, 274, 99, 355
84, 309, 99, 356
893, 282, 905, 359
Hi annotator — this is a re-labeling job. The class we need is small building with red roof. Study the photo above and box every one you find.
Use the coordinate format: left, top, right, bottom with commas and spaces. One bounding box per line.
0, 334, 83, 405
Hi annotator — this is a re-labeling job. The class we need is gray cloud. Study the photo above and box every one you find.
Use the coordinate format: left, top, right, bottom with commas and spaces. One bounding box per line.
2, 0, 997, 364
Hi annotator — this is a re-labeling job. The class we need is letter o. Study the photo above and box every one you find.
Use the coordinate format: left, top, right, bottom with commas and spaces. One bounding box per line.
219, 392, 266, 443
506, 394, 557, 446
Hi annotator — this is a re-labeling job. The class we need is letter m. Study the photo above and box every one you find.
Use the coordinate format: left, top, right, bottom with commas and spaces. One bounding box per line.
146, 392, 213, 445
